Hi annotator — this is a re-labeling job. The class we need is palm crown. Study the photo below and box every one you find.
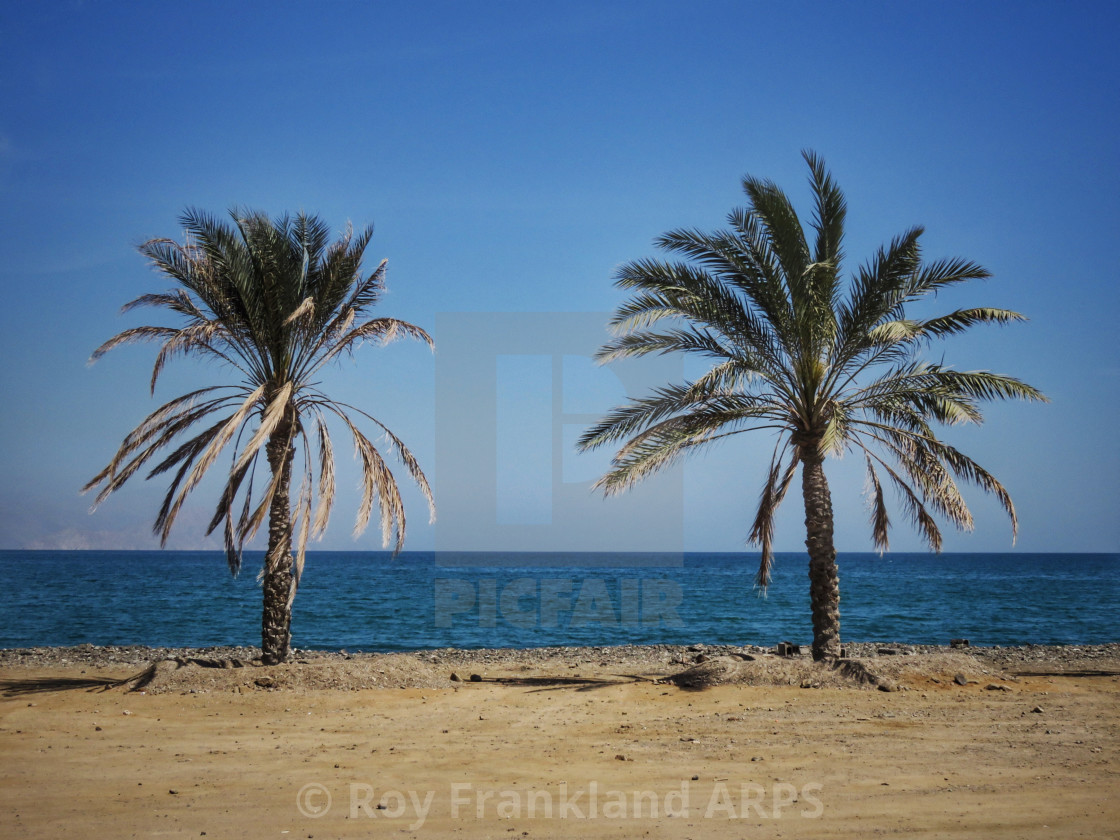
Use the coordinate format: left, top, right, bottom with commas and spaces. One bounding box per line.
85, 208, 435, 589
578, 152, 1046, 598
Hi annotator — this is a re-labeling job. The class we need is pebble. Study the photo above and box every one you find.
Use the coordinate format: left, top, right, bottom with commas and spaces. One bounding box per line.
4, 643, 1117, 697
5, 641, 1117, 673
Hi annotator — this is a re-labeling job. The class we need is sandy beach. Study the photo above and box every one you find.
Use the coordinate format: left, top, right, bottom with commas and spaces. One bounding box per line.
1, 643, 1118, 838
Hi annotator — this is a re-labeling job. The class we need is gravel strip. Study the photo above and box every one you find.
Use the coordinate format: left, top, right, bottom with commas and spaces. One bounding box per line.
2, 641, 1118, 672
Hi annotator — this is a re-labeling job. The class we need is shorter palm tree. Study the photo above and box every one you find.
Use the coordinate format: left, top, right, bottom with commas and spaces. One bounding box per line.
85, 208, 435, 664
578, 153, 1046, 660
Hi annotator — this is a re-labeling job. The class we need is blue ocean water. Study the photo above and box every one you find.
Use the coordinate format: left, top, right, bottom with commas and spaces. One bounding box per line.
1, 550, 1117, 651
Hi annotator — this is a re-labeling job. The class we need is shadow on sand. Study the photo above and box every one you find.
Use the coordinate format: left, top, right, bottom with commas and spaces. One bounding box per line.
0, 673, 143, 696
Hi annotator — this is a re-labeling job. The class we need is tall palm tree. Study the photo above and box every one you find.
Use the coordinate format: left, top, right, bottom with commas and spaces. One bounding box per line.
578, 153, 1046, 661
84, 208, 435, 664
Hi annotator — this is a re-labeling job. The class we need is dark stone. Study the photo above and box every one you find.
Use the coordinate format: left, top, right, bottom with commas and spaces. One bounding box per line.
954, 674, 969, 686
877, 648, 899, 656
469, 674, 483, 682
449, 673, 462, 682
950, 639, 970, 649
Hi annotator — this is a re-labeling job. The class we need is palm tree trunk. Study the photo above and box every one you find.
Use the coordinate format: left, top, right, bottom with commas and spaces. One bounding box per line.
260, 418, 295, 665
801, 447, 841, 661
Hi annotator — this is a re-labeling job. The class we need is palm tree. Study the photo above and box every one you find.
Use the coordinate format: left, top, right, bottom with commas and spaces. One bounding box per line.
84, 208, 435, 664
578, 153, 1046, 661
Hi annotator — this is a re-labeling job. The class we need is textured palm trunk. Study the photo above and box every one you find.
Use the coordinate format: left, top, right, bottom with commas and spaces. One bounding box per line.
801, 447, 841, 661
260, 417, 295, 665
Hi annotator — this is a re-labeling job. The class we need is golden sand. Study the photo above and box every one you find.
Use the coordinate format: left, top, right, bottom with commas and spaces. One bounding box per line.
1, 654, 1117, 838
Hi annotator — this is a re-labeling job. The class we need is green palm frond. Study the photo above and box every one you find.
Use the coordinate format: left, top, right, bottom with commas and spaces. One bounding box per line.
740, 174, 810, 297
597, 327, 736, 362
592, 401, 781, 496
899, 308, 1026, 342
804, 149, 846, 272
722, 209, 796, 334
577, 382, 778, 453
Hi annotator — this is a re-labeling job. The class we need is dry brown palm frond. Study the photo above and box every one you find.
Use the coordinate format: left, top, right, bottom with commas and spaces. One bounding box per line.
380, 428, 436, 525
154, 384, 266, 541
865, 456, 890, 552
311, 413, 335, 536
350, 426, 406, 549
866, 450, 943, 551
313, 317, 434, 374
83, 390, 236, 504
205, 458, 253, 539
284, 296, 315, 326
917, 434, 1020, 542
869, 430, 974, 533
97, 411, 224, 509
231, 382, 293, 477
340, 402, 435, 525
88, 326, 183, 363
233, 457, 258, 555
750, 446, 799, 587
181, 385, 266, 487
147, 321, 233, 394
291, 464, 314, 605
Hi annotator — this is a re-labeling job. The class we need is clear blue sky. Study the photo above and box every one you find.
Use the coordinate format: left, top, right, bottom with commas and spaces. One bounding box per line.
0, 1, 1116, 554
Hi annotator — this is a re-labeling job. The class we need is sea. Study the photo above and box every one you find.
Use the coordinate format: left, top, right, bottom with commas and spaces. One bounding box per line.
1, 550, 1117, 651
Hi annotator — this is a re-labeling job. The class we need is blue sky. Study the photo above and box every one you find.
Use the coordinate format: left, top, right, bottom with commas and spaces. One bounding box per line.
0, 1, 1116, 554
